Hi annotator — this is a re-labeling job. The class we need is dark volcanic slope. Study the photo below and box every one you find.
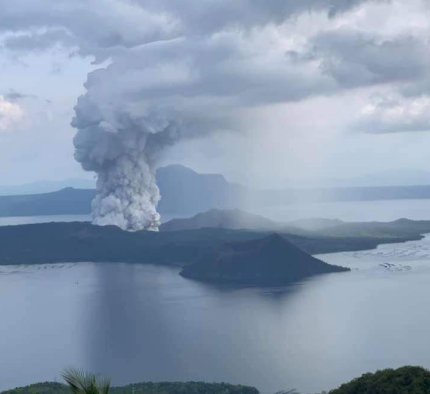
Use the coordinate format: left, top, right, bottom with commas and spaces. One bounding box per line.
0, 221, 419, 266
0, 222, 267, 265
181, 234, 349, 285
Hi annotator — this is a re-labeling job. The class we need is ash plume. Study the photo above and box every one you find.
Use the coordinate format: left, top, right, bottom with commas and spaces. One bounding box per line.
72, 90, 180, 231
66, 0, 374, 232
70, 39, 238, 231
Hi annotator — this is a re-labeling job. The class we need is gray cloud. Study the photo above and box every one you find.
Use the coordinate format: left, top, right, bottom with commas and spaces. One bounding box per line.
300, 29, 430, 88
0, 0, 374, 60
2, 28, 74, 52
3, 90, 30, 101
0, 0, 179, 61
140, 0, 375, 34
4, 0, 430, 227
3, 89, 51, 104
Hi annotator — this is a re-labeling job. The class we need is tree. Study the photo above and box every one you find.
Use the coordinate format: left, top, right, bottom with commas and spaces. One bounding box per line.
62, 368, 110, 394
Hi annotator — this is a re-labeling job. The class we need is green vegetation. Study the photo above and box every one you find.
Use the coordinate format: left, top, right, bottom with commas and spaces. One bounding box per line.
4, 367, 430, 394
62, 368, 110, 394
1, 383, 67, 394
1, 381, 258, 394
112, 382, 259, 394
329, 366, 430, 394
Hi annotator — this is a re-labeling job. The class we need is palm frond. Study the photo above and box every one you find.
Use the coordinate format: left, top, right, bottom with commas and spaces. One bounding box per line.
62, 368, 111, 394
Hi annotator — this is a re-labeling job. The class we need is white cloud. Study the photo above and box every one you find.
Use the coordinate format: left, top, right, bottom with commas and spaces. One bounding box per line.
357, 94, 430, 133
1, 0, 430, 187
0, 96, 23, 131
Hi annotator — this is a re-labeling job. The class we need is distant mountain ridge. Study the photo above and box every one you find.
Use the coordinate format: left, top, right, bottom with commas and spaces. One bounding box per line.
161, 208, 430, 241
2, 165, 430, 218
156, 165, 245, 214
0, 165, 245, 217
0, 187, 95, 217
0, 178, 95, 196
160, 208, 279, 231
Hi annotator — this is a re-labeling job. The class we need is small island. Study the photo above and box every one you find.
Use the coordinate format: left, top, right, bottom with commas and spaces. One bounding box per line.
181, 233, 349, 285
0, 221, 352, 286
2, 210, 430, 286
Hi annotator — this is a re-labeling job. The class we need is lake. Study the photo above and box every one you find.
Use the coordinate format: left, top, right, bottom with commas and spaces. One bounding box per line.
2, 238, 430, 392
255, 198, 430, 222
3, 198, 430, 227
1, 201, 430, 393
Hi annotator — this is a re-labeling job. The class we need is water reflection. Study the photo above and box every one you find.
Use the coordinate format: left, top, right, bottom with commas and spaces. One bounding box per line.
1, 237, 430, 393
82, 264, 306, 391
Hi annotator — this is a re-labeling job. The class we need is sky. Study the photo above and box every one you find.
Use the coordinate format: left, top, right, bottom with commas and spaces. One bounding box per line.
1, 0, 430, 188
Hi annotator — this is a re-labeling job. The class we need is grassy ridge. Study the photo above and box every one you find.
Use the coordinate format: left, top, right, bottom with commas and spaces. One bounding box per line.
1, 381, 258, 394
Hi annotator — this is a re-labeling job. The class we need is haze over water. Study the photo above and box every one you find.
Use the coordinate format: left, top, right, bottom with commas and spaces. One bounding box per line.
4, 198, 430, 227
1, 201, 430, 393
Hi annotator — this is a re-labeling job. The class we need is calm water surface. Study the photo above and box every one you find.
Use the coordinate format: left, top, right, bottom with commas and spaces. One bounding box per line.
256, 198, 430, 222
0, 214, 91, 226
1, 202, 430, 393
0, 213, 180, 226
1, 236, 430, 393
3, 198, 430, 227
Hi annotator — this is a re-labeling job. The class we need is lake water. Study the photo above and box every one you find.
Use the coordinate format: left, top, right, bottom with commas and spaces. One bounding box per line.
2, 237, 430, 393
2, 198, 430, 227
1, 201, 430, 393
255, 198, 430, 222
0, 213, 179, 226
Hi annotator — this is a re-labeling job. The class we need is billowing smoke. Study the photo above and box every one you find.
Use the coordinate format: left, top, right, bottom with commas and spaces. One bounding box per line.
69, 27, 328, 231
65, 0, 375, 231
73, 114, 178, 231
70, 38, 243, 231
72, 71, 182, 230
0, 0, 426, 229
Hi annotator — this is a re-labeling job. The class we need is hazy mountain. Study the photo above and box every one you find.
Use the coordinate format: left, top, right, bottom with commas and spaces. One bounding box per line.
181, 233, 349, 285
157, 165, 246, 214
160, 209, 430, 241
286, 218, 344, 232
314, 218, 430, 239
0, 165, 246, 217
5, 168, 430, 196
160, 208, 279, 232
2, 165, 430, 218
0, 178, 95, 195
0, 187, 95, 217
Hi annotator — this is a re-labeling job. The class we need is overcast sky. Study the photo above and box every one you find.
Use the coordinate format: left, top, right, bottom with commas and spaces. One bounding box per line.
1, 0, 430, 188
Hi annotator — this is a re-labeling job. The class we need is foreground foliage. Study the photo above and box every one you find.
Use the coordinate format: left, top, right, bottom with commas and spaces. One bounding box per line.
330, 366, 430, 394
62, 369, 110, 394
1, 381, 259, 394
3, 366, 430, 394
